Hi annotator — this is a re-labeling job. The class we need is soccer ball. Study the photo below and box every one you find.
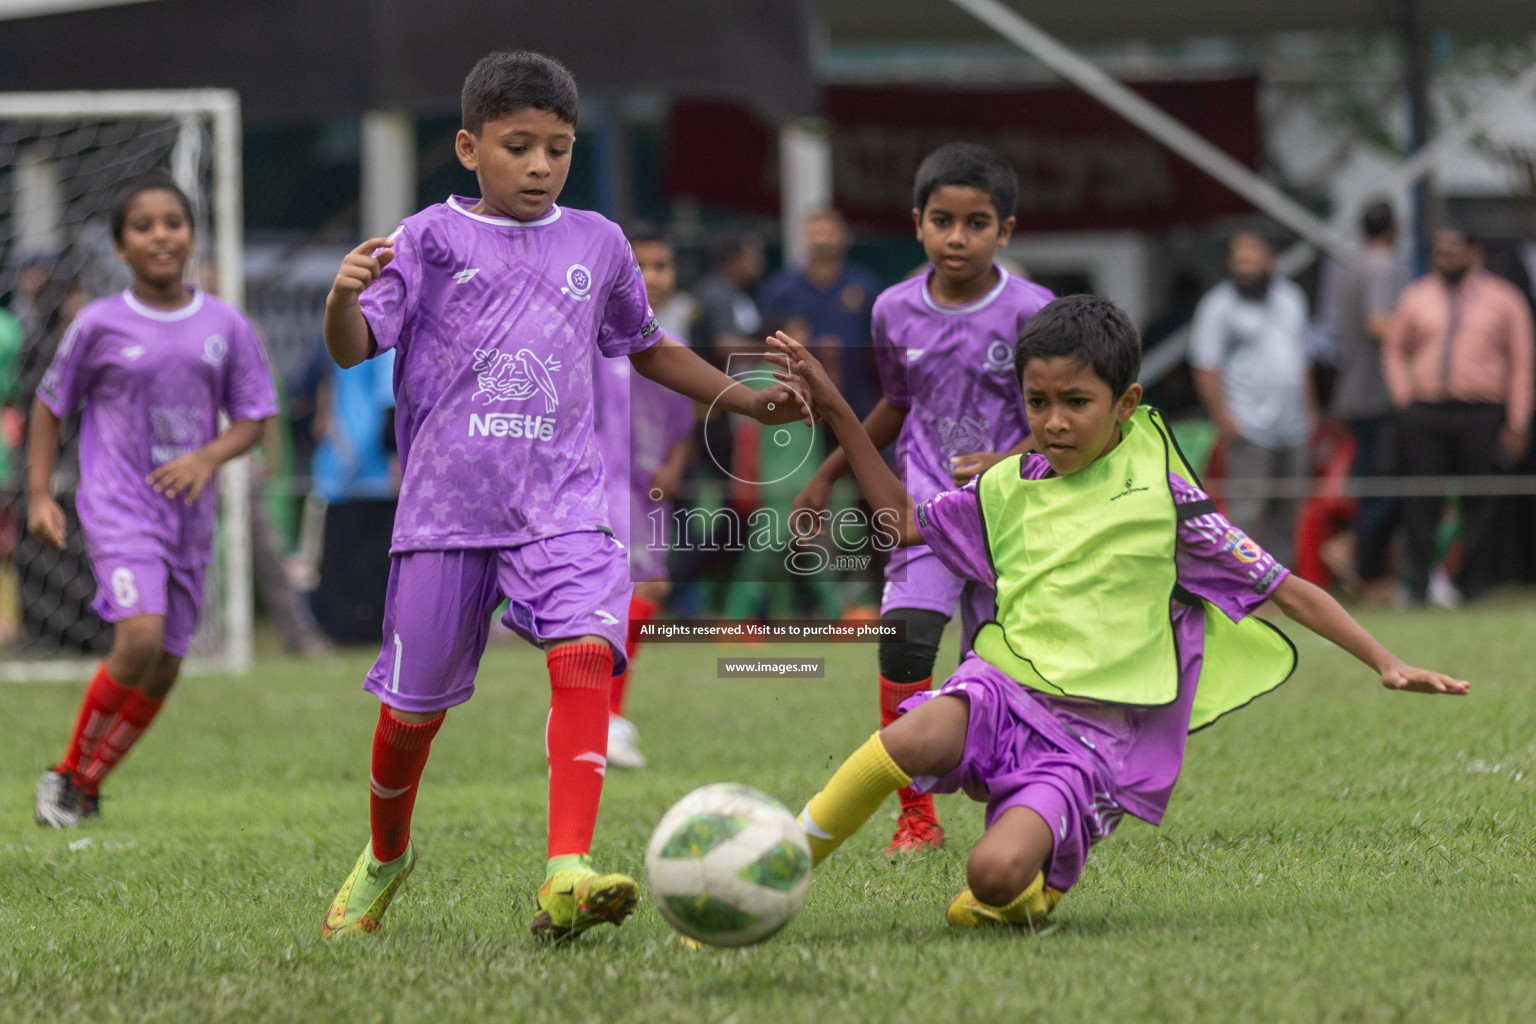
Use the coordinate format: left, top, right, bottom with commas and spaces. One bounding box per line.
645, 783, 813, 947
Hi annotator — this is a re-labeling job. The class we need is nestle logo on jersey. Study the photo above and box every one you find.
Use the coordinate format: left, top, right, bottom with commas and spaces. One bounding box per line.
468, 412, 556, 441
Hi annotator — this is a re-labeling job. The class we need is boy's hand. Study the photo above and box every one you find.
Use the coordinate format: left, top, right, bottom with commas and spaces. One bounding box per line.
1380, 661, 1469, 696
745, 383, 812, 426
950, 451, 1005, 485
328, 237, 395, 306
148, 450, 218, 505
26, 495, 66, 549
767, 331, 848, 424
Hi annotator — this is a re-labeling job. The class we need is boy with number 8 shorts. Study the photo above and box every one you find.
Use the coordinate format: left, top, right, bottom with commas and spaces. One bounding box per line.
769, 295, 1466, 930
320, 51, 806, 941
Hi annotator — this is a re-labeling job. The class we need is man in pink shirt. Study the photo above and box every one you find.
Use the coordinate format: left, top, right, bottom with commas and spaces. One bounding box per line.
1384, 225, 1535, 603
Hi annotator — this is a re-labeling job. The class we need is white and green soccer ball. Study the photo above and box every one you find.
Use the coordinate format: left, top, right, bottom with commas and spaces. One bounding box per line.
645, 783, 812, 947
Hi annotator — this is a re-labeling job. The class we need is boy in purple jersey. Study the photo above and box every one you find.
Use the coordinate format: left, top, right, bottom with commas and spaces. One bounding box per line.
319, 51, 806, 942
591, 225, 695, 770
29, 172, 278, 828
793, 143, 1052, 853
769, 296, 1465, 932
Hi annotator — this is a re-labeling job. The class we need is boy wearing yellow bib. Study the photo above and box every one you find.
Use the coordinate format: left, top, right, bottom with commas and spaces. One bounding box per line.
767, 295, 1468, 928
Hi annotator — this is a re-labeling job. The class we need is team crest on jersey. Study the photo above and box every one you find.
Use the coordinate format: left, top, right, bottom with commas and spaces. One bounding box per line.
472, 348, 562, 412
983, 337, 1013, 374
110, 567, 139, 608
202, 334, 228, 367
562, 263, 593, 302
1222, 527, 1263, 563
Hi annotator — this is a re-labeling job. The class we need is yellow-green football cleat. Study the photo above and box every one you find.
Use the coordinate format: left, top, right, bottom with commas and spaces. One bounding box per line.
529, 865, 640, 942
945, 872, 1062, 929
322, 842, 415, 938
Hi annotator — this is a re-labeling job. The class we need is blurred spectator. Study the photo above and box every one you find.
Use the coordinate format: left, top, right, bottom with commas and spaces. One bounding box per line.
0, 303, 21, 643
1321, 201, 1407, 599
201, 260, 328, 655
757, 209, 883, 420
691, 232, 765, 366
630, 226, 699, 344
672, 232, 765, 617
1140, 271, 1204, 417
720, 311, 840, 624
250, 425, 330, 655
304, 345, 399, 643
1384, 224, 1534, 604
1191, 232, 1314, 566
0, 303, 22, 485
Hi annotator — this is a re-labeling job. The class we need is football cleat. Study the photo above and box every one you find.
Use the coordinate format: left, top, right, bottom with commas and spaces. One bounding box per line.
322, 842, 416, 938
945, 873, 1062, 929
886, 796, 945, 855
529, 863, 640, 942
34, 768, 85, 829
606, 715, 647, 770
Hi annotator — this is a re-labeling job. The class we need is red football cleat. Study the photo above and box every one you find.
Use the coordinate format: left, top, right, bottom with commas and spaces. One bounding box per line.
886, 793, 945, 854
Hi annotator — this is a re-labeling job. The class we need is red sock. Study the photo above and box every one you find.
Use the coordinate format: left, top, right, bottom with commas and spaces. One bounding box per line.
59, 663, 134, 781
880, 673, 932, 728
879, 674, 935, 812
369, 706, 443, 863
547, 642, 613, 858
612, 594, 660, 716
80, 689, 165, 789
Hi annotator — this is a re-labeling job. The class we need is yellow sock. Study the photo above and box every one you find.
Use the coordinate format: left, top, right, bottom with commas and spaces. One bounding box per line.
797, 732, 912, 865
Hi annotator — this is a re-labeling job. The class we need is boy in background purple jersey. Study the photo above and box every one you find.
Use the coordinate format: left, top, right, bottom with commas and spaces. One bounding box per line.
793, 143, 1052, 854
29, 172, 278, 828
592, 225, 696, 771
770, 296, 1465, 932
319, 51, 806, 942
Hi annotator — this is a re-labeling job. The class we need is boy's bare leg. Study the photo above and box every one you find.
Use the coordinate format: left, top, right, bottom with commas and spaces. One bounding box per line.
880, 694, 969, 778
966, 806, 1053, 906
944, 802, 1062, 928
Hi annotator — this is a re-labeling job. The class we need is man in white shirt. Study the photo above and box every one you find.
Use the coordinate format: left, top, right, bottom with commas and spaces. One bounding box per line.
1190, 231, 1315, 565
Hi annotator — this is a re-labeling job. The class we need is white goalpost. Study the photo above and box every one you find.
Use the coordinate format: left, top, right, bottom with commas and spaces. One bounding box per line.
0, 89, 251, 681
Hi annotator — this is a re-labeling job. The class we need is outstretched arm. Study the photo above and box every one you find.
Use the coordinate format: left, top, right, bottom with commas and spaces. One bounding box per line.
629, 337, 807, 425
791, 399, 907, 538
768, 332, 921, 547
1269, 574, 1468, 695
808, 399, 908, 485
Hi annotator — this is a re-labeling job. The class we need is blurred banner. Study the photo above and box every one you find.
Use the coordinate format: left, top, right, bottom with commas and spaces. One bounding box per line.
669, 80, 1260, 232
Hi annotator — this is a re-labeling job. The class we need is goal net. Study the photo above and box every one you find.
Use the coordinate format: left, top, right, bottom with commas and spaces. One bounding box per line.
0, 90, 250, 681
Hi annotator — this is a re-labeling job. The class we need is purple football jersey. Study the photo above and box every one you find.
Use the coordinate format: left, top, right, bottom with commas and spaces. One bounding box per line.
36, 288, 278, 567
914, 456, 1290, 824
357, 198, 661, 553
873, 266, 1053, 503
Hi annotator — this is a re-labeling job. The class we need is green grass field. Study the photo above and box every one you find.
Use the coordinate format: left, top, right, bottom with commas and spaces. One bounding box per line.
3, 600, 1534, 1023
